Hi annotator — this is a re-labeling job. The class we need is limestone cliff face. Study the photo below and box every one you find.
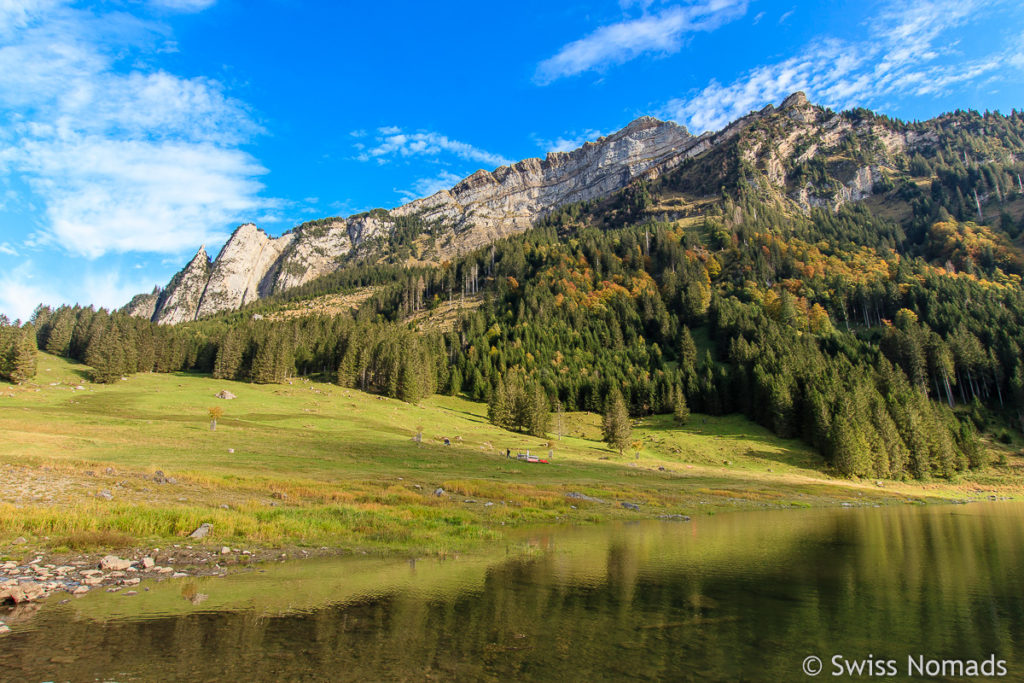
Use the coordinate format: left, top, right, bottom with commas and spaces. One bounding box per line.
194, 224, 296, 318
391, 117, 702, 254
130, 93, 932, 324
123, 287, 161, 321
269, 214, 392, 293
151, 247, 211, 325
130, 115, 703, 323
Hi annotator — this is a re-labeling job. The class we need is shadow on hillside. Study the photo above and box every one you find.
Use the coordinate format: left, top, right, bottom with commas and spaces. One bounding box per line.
638, 415, 825, 471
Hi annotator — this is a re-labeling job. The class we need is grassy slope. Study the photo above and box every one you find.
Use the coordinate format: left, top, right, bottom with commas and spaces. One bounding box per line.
0, 352, 1020, 556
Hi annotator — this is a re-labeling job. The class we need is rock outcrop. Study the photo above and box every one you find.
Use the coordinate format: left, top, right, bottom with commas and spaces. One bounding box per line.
127, 92, 930, 324
132, 115, 703, 324
150, 247, 211, 325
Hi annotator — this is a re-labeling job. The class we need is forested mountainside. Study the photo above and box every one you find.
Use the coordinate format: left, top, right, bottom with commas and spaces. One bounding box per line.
7, 95, 1024, 481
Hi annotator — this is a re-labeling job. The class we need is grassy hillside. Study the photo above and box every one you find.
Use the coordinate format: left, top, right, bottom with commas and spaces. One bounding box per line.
1, 352, 1021, 557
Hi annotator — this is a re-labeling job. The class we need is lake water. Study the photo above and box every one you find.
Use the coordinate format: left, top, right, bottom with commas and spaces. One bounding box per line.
2, 503, 1023, 681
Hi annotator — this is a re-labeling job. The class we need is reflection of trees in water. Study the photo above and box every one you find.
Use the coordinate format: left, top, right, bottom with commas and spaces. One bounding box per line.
4, 506, 1024, 681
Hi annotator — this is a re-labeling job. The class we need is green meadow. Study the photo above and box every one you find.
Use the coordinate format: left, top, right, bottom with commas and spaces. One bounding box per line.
0, 352, 1020, 556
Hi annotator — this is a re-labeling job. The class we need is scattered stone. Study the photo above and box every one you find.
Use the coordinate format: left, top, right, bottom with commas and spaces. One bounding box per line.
621, 502, 641, 511
215, 390, 237, 400
121, 578, 140, 586
99, 555, 132, 571
270, 491, 287, 500
123, 591, 138, 596
227, 448, 235, 454
72, 586, 89, 595
141, 557, 155, 569
220, 547, 231, 555
434, 488, 445, 497
188, 523, 213, 539
13, 537, 26, 545
566, 492, 605, 504
97, 490, 113, 501
171, 572, 188, 578
657, 514, 691, 522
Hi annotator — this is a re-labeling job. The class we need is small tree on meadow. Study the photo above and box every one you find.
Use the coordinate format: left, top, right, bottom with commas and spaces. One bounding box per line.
208, 406, 224, 431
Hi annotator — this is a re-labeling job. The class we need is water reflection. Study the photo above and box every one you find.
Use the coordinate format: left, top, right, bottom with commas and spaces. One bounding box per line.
2, 503, 1023, 681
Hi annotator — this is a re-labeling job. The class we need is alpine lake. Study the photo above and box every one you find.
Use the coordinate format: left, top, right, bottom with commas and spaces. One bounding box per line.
2, 502, 1022, 682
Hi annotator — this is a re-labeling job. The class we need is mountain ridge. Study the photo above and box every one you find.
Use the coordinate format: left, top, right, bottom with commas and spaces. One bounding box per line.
123, 92, 969, 324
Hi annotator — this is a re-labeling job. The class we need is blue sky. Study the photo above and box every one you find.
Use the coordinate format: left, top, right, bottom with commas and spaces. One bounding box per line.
1, 0, 1022, 321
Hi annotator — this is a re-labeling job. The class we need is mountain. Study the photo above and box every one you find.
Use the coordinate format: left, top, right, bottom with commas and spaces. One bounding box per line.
128, 114, 707, 324
29, 94, 1024, 481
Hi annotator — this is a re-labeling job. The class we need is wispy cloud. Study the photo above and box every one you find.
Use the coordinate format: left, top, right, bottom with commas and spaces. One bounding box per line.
661, 0, 1017, 132
533, 129, 606, 154
358, 128, 511, 168
535, 0, 748, 84
0, 1, 270, 258
148, 0, 217, 12
396, 170, 465, 202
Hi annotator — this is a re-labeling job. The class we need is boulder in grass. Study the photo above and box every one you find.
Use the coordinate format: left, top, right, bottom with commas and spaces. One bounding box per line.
215, 390, 236, 400
188, 523, 213, 539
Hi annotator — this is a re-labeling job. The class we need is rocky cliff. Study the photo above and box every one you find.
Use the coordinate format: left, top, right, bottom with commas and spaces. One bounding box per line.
129, 92, 931, 324
134, 115, 704, 324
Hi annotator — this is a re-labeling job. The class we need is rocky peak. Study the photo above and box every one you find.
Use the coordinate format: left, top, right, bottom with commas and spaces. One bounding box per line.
131, 96, 892, 324
780, 91, 809, 109
151, 245, 212, 325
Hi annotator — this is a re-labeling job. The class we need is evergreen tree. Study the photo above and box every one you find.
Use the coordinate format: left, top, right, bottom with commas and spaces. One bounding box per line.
44, 307, 74, 356
5, 325, 38, 384
602, 389, 632, 456
672, 384, 690, 424
213, 329, 245, 380
85, 323, 128, 383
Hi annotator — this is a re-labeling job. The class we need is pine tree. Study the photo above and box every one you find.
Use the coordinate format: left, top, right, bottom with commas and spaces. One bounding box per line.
213, 329, 245, 380
5, 325, 38, 384
602, 389, 631, 456
446, 365, 463, 396
44, 307, 74, 356
672, 384, 690, 424
487, 378, 513, 429
85, 324, 127, 383
524, 381, 550, 437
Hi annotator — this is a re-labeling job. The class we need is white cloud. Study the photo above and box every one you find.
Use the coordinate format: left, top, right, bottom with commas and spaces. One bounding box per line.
148, 0, 217, 12
0, 258, 163, 320
0, 242, 17, 255
0, 1, 270, 258
661, 0, 1016, 132
0, 260, 60, 321
396, 170, 465, 202
535, 0, 748, 84
534, 129, 606, 154
359, 129, 511, 168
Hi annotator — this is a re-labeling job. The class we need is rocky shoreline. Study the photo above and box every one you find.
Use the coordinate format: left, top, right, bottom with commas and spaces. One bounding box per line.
0, 542, 350, 635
